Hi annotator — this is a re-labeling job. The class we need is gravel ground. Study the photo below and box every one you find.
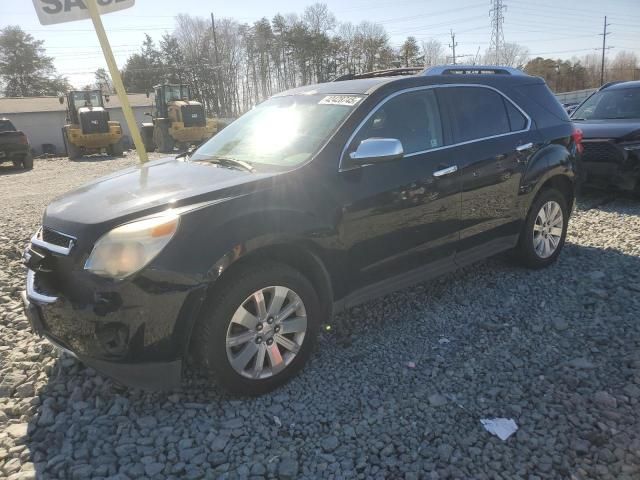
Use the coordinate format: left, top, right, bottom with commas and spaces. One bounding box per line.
1, 155, 640, 480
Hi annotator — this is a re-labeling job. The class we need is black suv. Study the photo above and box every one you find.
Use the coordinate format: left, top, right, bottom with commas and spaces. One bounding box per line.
22, 65, 579, 395
570, 80, 640, 192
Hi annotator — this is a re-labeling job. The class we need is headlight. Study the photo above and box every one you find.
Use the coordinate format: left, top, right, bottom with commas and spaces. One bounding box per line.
85, 213, 179, 279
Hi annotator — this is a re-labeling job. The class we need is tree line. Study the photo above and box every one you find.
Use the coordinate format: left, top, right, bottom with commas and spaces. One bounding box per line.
1, 3, 639, 111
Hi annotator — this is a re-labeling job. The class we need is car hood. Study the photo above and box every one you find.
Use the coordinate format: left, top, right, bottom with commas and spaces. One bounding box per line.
45, 157, 276, 227
573, 119, 640, 140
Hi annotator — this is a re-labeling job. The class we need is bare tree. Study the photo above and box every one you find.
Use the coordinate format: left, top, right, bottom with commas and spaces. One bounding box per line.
501, 42, 530, 69
422, 39, 445, 67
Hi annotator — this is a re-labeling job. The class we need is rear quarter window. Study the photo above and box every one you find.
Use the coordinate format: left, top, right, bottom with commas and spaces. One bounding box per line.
504, 100, 528, 131
512, 83, 569, 122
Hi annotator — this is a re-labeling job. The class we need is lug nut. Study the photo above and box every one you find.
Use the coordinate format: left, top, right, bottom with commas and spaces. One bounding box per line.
267, 338, 274, 345
256, 324, 263, 331
255, 336, 263, 344
274, 326, 281, 333
267, 317, 274, 324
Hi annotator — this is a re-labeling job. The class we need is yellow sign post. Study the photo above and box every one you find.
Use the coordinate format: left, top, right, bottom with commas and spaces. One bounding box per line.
84, 0, 148, 163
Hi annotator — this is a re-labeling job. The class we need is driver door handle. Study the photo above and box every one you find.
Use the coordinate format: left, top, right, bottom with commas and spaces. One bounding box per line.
433, 165, 458, 177
516, 142, 534, 152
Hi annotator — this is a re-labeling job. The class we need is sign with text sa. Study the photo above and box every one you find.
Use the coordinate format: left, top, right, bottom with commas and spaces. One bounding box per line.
32, 0, 135, 25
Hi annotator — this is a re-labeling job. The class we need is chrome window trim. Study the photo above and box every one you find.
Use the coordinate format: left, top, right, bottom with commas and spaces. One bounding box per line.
31, 227, 75, 256
338, 83, 532, 172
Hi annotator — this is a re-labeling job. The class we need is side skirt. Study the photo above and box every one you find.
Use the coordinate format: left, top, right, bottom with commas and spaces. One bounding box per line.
333, 234, 519, 314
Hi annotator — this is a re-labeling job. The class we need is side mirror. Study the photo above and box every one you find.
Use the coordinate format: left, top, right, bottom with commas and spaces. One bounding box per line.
349, 138, 404, 165
58, 96, 64, 105
104, 95, 110, 103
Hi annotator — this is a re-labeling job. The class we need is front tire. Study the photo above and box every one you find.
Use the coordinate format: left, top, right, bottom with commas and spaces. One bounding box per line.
62, 127, 82, 160
515, 188, 569, 269
193, 262, 320, 395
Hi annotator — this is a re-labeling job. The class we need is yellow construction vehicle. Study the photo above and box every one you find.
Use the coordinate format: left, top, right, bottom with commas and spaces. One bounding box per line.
140, 84, 218, 153
59, 90, 123, 160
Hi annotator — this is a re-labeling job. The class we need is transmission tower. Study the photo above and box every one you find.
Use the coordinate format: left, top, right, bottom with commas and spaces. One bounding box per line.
489, 0, 506, 65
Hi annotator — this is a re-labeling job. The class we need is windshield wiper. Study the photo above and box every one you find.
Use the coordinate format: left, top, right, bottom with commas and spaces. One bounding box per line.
571, 117, 586, 121
194, 155, 255, 172
176, 144, 198, 161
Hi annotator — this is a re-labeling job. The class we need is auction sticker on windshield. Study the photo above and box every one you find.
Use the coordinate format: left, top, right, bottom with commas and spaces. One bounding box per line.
32, 0, 135, 25
319, 95, 362, 106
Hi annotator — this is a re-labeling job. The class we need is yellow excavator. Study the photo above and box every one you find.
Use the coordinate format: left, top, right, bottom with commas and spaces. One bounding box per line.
141, 84, 219, 153
60, 90, 123, 160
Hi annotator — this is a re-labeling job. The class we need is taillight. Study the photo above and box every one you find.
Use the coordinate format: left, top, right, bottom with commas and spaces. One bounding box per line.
572, 128, 583, 154
18, 134, 29, 145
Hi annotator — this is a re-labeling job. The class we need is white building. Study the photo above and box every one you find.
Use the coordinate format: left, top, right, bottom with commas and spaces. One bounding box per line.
0, 94, 151, 155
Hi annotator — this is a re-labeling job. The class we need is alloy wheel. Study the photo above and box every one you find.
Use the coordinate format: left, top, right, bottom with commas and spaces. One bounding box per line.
532, 200, 564, 259
225, 286, 307, 379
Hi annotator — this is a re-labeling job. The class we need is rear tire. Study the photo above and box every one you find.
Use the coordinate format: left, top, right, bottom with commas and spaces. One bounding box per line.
193, 261, 320, 396
22, 153, 33, 170
515, 187, 569, 269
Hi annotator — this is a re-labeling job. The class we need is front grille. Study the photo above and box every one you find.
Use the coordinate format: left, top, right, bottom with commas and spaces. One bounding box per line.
80, 110, 110, 134
582, 141, 623, 164
181, 104, 206, 127
41, 227, 74, 249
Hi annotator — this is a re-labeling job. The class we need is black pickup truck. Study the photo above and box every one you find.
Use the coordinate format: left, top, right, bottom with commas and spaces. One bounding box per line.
0, 118, 33, 170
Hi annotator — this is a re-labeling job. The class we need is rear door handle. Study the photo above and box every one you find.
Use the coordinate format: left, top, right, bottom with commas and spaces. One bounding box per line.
516, 142, 534, 152
433, 165, 458, 177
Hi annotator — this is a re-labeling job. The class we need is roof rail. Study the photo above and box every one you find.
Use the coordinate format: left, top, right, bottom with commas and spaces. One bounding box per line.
598, 81, 625, 91
422, 65, 526, 76
332, 67, 424, 82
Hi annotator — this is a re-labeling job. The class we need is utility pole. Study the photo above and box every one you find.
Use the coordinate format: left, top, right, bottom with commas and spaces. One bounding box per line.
598, 16, 612, 86
210, 13, 224, 116
449, 30, 458, 65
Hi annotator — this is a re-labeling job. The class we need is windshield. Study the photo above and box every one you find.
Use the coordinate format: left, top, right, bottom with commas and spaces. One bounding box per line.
191, 94, 362, 167
164, 85, 189, 103
72, 91, 102, 108
572, 87, 640, 120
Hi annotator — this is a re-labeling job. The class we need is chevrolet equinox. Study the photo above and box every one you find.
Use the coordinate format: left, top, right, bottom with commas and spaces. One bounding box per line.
22, 65, 580, 395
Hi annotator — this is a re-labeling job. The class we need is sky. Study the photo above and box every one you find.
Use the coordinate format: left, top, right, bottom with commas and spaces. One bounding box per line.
1, 0, 639, 88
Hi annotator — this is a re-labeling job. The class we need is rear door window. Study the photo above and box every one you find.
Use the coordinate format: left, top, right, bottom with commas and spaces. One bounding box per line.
351, 89, 444, 155
441, 87, 515, 143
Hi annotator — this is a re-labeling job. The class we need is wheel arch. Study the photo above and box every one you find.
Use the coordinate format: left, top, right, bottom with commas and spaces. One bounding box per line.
184, 240, 335, 359
520, 142, 576, 215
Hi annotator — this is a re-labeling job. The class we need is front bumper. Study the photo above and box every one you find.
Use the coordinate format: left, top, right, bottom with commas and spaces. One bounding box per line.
169, 119, 217, 143
580, 139, 640, 190
21, 230, 207, 390
67, 122, 122, 149
21, 290, 182, 390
